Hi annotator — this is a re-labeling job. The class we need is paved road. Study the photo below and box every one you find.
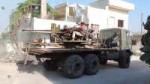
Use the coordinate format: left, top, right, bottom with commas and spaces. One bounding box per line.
0, 56, 150, 84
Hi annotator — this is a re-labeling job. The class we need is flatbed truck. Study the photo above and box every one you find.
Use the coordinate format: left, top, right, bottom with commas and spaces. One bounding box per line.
24, 28, 133, 79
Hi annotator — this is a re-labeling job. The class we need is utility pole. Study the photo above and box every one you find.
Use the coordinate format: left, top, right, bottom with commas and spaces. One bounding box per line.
65, 2, 69, 21
1, 6, 5, 10
140, 13, 144, 49
141, 13, 143, 35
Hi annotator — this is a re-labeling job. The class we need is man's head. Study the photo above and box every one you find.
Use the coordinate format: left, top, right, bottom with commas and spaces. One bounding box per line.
80, 22, 87, 30
80, 22, 86, 26
91, 24, 94, 28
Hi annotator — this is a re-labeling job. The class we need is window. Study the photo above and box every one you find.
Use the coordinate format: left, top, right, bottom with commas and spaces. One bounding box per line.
118, 20, 124, 27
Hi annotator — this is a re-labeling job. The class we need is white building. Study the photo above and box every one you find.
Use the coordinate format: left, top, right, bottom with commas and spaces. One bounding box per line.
30, 0, 134, 30
54, 0, 135, 29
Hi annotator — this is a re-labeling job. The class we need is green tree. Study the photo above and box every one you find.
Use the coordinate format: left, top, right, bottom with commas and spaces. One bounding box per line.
9, 0, 55, 31
141, 16, 150, 65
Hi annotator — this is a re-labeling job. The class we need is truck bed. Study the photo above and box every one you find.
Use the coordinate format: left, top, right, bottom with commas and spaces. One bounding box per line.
24, 47, 119, 55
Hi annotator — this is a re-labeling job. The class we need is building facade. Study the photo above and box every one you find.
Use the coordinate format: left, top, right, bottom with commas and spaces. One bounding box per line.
54, 0, 135, 30
18, 0, 135, 46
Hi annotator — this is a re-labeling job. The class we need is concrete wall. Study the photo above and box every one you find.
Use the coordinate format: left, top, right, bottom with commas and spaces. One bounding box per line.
87, 6, 108, 29
33, 18, 76, 30
17, 29, 31, 44
32, 18, 75, 43
16, 18, 76, 47
132, 35, 142, 55
30, 33, 50, 43
16, 17, 32, 47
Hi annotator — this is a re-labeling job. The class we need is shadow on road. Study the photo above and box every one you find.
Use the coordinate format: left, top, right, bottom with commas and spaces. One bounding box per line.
16, 60, 150, 84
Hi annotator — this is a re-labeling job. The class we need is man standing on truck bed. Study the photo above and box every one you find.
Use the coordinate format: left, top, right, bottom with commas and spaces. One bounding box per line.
72, 22, 88, 40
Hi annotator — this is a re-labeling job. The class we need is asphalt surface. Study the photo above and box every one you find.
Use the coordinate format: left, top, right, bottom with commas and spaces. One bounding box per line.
0, 56, 150, 84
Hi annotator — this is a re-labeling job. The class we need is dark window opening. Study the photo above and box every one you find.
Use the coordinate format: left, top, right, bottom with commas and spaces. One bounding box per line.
118, 20, 124, 27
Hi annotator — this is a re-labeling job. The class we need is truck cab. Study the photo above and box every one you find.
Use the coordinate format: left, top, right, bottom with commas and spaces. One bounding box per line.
99, 28, 133, 67
100, 28, 132, 50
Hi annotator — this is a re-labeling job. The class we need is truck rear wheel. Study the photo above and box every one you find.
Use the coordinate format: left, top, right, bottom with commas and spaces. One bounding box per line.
63, 55, 85, 79
84, 54, 99, 75
118, 51, 130, 68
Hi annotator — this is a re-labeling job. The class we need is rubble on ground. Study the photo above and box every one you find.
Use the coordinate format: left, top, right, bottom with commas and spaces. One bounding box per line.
0, 39, 25, 63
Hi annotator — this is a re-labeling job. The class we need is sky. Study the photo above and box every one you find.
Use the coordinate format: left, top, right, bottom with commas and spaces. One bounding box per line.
0, 0, 149, 33
125, 0, 150, 33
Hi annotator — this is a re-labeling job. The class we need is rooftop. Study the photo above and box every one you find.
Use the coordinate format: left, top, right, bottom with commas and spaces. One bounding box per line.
90, 0, 135, 11
108, 0, 135, 11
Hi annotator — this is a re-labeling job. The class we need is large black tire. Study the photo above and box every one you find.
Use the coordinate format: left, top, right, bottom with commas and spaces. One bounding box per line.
63, 55, 85, 79
118, 51, 130, 68
43, 60, 57, 71
84, 54, 99, 75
